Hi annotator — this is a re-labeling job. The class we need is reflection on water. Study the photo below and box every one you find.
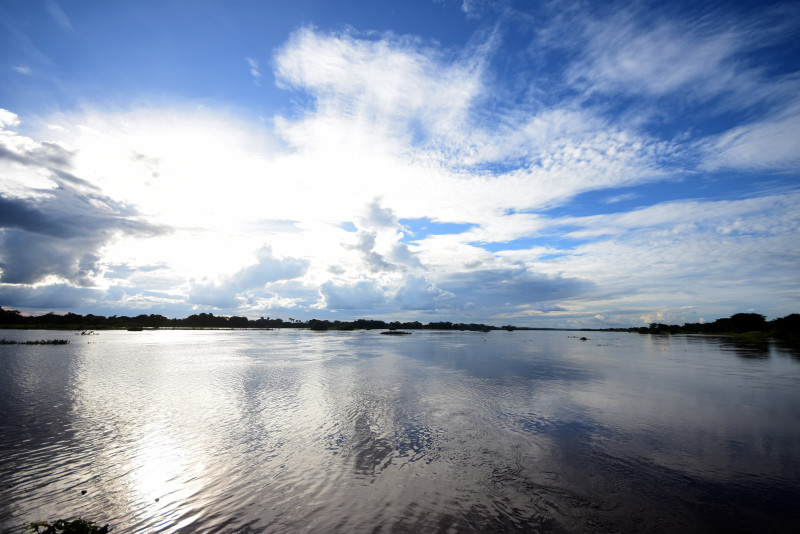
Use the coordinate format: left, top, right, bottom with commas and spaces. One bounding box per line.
1, 329, 799, 533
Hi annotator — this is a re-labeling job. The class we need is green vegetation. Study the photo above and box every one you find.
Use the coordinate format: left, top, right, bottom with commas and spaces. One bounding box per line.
0, 338, 70, 345
1, 307, 797, 341
623, 313, 800, 342
0, 307, 503, 332
26, 519, 108, 533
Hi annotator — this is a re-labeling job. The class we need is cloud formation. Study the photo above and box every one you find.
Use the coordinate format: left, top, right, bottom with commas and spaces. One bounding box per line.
0, 113, 166, 287
1, 1, 798, 326
189, 246, 309, 308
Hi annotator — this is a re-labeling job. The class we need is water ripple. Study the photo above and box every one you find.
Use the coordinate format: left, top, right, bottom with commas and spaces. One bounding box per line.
1, 330, 799, 532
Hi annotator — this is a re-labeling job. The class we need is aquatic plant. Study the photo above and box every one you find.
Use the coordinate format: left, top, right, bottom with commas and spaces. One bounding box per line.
0, 338, 70, 345
26, 518, 109, 533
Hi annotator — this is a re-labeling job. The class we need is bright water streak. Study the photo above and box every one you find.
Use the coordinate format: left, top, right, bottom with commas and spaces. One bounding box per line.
1, 329, 799, 533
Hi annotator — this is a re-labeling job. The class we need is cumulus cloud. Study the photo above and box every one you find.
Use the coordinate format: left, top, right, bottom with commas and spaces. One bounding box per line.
1, 2, 797, 325
362, 200, 398, 228
0, 110, 21, 128
320, 279, 386, 310
394, 275, 451, 310
189, 246, 309, 308
345, 231, 396, 274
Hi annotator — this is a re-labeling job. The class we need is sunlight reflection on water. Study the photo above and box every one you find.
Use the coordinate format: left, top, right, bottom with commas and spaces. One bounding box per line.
1, 329, 799, 533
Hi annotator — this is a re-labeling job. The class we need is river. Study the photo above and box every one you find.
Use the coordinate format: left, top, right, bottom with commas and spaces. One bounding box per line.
1, 328, 798, 533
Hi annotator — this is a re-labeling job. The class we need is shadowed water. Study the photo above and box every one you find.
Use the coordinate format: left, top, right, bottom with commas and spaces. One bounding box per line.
1, 329, 798, 533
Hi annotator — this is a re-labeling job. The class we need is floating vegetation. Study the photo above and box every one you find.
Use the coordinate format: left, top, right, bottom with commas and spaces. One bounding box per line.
26, 518, 109, 533
0, 338, 70, 345
380, 330, 412, 335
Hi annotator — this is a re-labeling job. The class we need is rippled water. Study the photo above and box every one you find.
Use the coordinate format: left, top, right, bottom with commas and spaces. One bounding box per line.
1, 329, 799, 533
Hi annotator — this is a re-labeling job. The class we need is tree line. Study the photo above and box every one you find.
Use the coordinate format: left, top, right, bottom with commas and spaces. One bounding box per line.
0, 307, 796, 340
619, 312, 799, 341
0, 308, 504, 332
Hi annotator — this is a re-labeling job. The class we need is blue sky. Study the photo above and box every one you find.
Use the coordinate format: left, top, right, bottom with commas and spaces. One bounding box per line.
1, 0, 798, 327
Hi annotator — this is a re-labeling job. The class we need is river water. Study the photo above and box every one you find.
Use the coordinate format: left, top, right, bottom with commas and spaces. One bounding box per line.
1, 328, 798, 533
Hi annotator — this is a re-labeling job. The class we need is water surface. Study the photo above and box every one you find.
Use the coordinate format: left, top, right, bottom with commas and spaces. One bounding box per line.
1, 329, 798, 533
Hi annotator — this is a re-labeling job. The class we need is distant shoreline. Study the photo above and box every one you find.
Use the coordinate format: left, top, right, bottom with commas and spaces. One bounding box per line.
0, 308, 797, 342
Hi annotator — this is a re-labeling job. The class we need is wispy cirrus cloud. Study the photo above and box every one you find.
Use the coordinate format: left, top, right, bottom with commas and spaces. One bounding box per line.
701, 98, 800, 172
274, 26, 483, 147
46, 0, 73, 31
246, 57, 262, 86
556, 1, 799, 109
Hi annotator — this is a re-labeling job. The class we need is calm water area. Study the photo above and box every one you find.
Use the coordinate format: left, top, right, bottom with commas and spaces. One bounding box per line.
1, 328, 799, 533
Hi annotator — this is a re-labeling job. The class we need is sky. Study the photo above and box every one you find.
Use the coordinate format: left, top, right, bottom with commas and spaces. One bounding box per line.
0, 0, 798, 328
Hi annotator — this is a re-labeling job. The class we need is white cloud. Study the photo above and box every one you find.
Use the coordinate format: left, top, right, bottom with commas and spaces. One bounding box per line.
394, 275, 450, 310
570, 15, 740, 98
520, 193, 800, 321
702, 99, 800, 172
320, 279, 386, 310
274, 27, 481, 144
46, 1, 73, 31
2, 12, 797, 325
246, 57, 262, 85
560, 193, 800, 239
0, 109, 21, 129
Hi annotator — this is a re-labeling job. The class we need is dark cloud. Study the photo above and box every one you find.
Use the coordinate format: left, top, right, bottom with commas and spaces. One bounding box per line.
0, 282, 103, 310
105, 262, 168, 279
0, 190, 167, 286
0, 142, 78, 171
439, 267, 595, 310
0, 126, 168, 287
